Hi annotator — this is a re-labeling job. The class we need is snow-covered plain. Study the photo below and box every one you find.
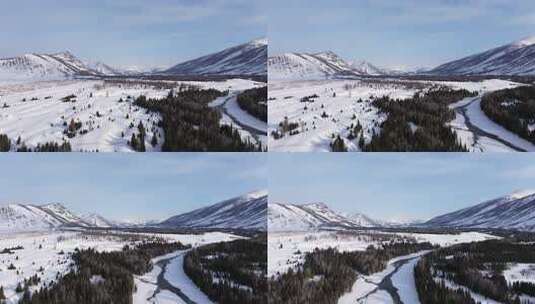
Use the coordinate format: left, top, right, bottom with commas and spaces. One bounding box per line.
0, 230, 239, 304
0, 78, 265, 152
268, 78, 525, 152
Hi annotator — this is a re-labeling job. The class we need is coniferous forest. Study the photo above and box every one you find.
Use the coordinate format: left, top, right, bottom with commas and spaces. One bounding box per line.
481, 85, 535, 144
363, 88, 477, 152
184, 236, 267, 304
18, 241, 189, 304
268, 241, 435, 304
414, 239, 535, 304
237, 86, 268, 122
134, 88, 262, 152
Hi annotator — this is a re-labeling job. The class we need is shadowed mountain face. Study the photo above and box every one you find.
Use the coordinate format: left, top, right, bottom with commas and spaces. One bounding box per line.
164, 38, 267, 76
159, 190, 268, 231
430, 36, 535, 76
424, 190, 535, 231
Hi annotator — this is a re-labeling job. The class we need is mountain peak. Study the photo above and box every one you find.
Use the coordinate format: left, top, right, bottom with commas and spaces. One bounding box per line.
249, 37, 267, 46
302, 202, 330, 209
507, 189, 535, 200
314, 51, 340, 59
41, 202, 68, 210
51, 51, 76, 58
512, 36, 535, 47
243, 189, 268, 200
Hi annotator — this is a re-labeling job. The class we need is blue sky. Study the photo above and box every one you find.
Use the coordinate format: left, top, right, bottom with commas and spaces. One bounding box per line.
0, 0, 266, 69
269, 153, 535, 222
0, 153, 266, 222
268, 0, 535, 69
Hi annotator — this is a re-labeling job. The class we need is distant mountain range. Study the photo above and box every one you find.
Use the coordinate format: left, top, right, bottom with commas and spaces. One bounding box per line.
423, 190, 535, 231
0, 190, 267, 233
163, 38, 267, 76
270, 190, 535, 233
0, 203, 104, 232
0, 38, 267, 82
268, 51, 423, 80
268, 202, 419, 232
269, 35, 535, 79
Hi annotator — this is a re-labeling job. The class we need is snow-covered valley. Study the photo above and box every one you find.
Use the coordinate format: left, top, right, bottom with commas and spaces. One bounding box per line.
0, 78, 265, 152
0, 230, 241, 304
268, 230, 500, 304
268, 78, 525, 152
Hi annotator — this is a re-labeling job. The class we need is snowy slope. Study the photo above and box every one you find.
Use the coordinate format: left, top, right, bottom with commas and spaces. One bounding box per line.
268, 202, 381, 231
349, 60, 389, 76
164, 38, 267, 76
80, 213, 116, 228
430, 36, 535, 75
268, 51, 357, 80
267, 51, 399, 80
425, 190, 535, 231
0, 51, 97, 82
87, 61, 123, 76
159, 190, 267, 230
0, 203, 114, 232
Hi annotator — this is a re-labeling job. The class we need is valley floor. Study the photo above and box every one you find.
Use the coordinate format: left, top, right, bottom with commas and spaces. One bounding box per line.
268, 230, 500, 304
0, 230, 241, 304
268, 78, 523, 152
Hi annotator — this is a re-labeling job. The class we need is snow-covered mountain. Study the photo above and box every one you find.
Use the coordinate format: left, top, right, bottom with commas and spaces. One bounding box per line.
159, 190, 267, 231
267, 51, 399, 80
349, 60, 389, 76
79, 213, 116, 228
268, 202, 382, 232
87, 61, 123, 76
0, 51, 93, 81
0, 203, 114, 232
268, 51, 358, 80
424, 190, 535, 231
0, 51, 126, 82
163, 38, 267, 76
430, 36, 535, 76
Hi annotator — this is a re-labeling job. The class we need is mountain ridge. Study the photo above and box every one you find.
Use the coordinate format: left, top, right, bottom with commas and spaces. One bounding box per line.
163, 38, 267, 76
159, 190, 268, 231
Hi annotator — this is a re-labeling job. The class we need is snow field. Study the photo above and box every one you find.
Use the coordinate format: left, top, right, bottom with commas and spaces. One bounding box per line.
0, 78, 265, 152
0, 230, 240, 304
268, 79, 414, 151
268, 78, 528, 152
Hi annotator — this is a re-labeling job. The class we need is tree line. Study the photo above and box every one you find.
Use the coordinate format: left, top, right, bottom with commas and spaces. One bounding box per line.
360, 88, 477, 152
415, 239, 535, 304
236, 87, 267, 122
134, 88, 262, 151
18, 241, 189, 304
0, 134, 72, 152
269, 241, 435, 304
481, 85, 535, 144
184, 237, 267, 304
